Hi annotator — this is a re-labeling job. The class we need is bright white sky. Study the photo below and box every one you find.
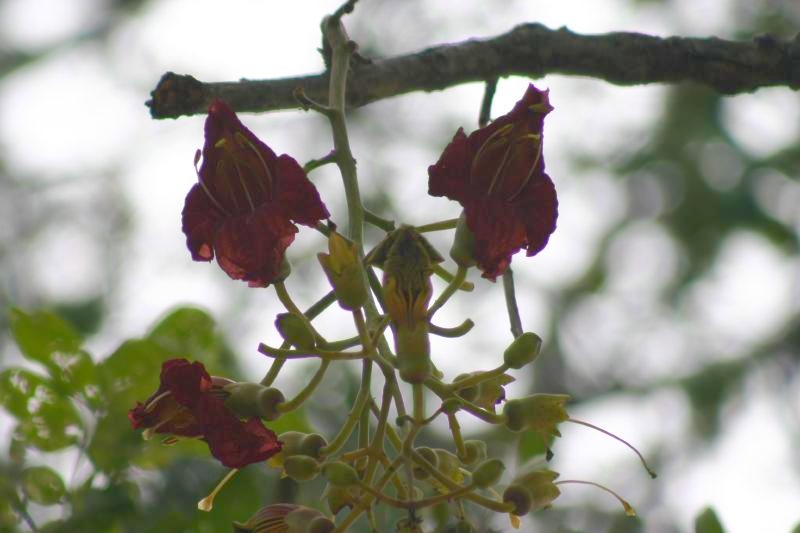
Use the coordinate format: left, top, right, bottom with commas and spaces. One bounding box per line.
1, 1, 799, 532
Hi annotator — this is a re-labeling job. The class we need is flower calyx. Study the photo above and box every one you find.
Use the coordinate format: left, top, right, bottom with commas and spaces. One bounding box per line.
317, 227, 368, 310
503, 393, 570, 442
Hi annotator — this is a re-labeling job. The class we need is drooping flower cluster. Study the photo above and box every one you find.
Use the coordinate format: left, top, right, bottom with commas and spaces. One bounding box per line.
129, 358, 282, 469
182, 99, 329, 287
428, 84, 558, 279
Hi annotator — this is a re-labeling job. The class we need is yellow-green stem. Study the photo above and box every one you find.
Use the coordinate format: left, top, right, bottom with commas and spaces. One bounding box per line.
447, 413, 468, 460
322, 383, 371, 456
415, 218, 459, 233
432, 264, 474, 291
277, 359, 331, 413
427, 265, 468, 319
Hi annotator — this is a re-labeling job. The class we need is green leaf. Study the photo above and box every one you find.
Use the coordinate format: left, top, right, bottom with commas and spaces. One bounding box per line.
22, 466, 66, 505
98, 339, 168, 411
90, 339, 169, 472
48, 350, 97, 398
148, 307, 231, 368
0, 368, 82, 451
694, 507, 725, 533
10, 309, 82, 364
8, 309, 96, 397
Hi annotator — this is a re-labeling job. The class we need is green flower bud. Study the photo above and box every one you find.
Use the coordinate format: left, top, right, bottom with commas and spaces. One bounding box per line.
276, 256, 292, 283
503, 399, 526, 432
503, 332, 543, 369
276, 431, 305, 456
462, 440, 487, 465
322, 461, 359, 487
502, 484, 533, 516
515, 469, 561, 512
223, 383, 285, 421
233, 503, 328, 533
434, 449, 462, 482
305, 516, 336, 533
284, 506, 334, 533
413, 446, 438, 479
440, 397, 462, 415
453, 372, 478, 402
503, 394, 570, 440
324, 484, 359, 515
300, 433, 328, 460
472, 458, 505, 488
449, 212, 478, 268
452, 520, 476, 533
275, 313, 316, 350
317, 230, 368, 311
284, 455, 321, 482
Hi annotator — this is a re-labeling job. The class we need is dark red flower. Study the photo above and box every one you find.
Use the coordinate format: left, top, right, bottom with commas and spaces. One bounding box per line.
182, 100, 329, 287
129, 358, 282, 469
428, 84, 558, 280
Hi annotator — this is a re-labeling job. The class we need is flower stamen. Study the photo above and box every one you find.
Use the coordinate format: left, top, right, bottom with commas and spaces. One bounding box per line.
194, 157, 232, 217
235, 132, 272, 196
471, 123, 514, 189
506, 134, 542, 202
197, 468, 239, 512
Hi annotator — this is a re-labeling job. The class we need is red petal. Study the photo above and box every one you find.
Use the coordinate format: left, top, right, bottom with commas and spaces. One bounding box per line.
273, 154, 330, 226
160, 359, 212, 408
517, 173, 558, 257
199, 396, 282, 468
214, 208, 297, 287
428, 128, 470, 202
182, 184, 222, 261
463, 196, 529, 280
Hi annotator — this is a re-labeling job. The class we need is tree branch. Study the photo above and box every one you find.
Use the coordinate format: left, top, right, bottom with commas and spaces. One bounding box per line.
147, 23, 800, 119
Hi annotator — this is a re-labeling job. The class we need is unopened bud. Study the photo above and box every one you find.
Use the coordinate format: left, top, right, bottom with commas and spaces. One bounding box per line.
441, 397, 462, 414
275, 313, 316, 350
449, 212, 478, 268
275, 256, 292, 283
503, 332, 542, 369
317, 230, 368, 310
502, 394, 570, 440
283, 506, 334, 533
322, 461, 359, 487
462, 440, 487, 465
300, 433, 328, 460
413, 447, 438, 479
284, 455, 321, 482
452, 520, 476, 533
434, 449, 461, 481
502, 484, 533, 516
514, 469, 561, 513
223, 383, 285, 421
472, 458, 505, 488
453, 372, 478, 402
503, 399, 526, 432
305, 516, 336, 533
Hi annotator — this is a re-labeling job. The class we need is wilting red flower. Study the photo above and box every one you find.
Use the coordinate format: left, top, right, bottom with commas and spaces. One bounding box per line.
129, 358, 282, 469
182, 100, 330, 287
428, 84, 558, 279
